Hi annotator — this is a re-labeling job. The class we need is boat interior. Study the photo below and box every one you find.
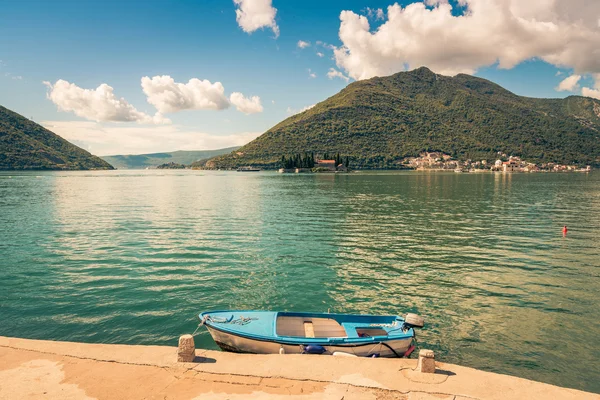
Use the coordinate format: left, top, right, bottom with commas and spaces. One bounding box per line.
276, 313, 395, 339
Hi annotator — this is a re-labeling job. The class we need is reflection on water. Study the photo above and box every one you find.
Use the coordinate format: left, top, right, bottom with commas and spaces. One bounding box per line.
0, 170, 599, 393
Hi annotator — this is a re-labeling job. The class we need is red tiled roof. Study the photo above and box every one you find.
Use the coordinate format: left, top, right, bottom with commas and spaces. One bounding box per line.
318, 160, 336, 163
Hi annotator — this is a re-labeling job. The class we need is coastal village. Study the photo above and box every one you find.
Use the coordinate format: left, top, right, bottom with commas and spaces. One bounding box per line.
275, 151, 592, 173
406, 152, 593, 173
277, 152, 350, 173
171, 152, 593, 172
278, 158, 349, 173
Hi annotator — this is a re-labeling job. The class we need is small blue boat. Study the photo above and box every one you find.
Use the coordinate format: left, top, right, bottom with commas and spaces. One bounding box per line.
199, 310, 423, 358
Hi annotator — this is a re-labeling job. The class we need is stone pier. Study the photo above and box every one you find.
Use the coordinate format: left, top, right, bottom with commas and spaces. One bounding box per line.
0, 336, 598, 400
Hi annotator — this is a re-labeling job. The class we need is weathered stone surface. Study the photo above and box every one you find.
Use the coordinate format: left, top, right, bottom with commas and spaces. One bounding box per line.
1, 336, 598, 400
417, 349, 436, 373
420, 349, 435, 359
177, 334, 195, 362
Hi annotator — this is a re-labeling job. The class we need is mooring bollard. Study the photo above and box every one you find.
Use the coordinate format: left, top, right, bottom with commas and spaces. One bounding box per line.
177, 334, 196, 362
417, 349, 435, 373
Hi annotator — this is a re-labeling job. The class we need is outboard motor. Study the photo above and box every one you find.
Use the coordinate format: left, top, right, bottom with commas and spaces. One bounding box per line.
404, 313, 425, 328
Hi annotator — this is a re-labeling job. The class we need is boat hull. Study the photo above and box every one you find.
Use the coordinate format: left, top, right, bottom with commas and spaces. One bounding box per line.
206, 325, 413, 357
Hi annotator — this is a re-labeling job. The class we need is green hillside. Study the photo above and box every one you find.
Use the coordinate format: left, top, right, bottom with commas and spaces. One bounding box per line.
101, 147, 240, 169
0, 105, 113, 170
209, 67, 600, 169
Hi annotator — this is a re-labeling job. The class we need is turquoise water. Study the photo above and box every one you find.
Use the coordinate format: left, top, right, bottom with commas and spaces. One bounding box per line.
0, 170, 599, 393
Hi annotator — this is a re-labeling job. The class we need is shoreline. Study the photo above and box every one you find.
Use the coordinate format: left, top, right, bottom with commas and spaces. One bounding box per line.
1, 336, 598, 399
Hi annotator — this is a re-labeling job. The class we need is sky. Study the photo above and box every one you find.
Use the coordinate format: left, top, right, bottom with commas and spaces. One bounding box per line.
2, 0, 600, 156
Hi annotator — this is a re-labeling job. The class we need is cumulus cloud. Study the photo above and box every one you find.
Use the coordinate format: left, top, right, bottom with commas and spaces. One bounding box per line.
234, 0, 279, 38
364, 7, 385, 20
297, 40, 310, 49
316, 52, 324, 58
44, 80, 168, 124
327, 68, 350, 82
141, 75, 263, 115
141, 75, 231, 114
316, 40, 336, 50
334, 1, 600, 80
229, 92, 263, 114
556, 74, 581, 92
308, 68, 316, 79
424, 0, 448, 5
41, 120, 262, 156
46, 75, 262, 123
593, 74, 600, 89
286, 104, 315, 115
581, 87, 600, 100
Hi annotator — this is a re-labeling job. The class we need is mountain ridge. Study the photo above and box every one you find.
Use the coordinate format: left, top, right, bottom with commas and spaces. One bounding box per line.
101, 147, 240, 169
208, 67, 600, 169
0, 105, 114, 170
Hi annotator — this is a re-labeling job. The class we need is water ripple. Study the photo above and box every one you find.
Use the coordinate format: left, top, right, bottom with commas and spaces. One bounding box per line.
0, 170, 599, 393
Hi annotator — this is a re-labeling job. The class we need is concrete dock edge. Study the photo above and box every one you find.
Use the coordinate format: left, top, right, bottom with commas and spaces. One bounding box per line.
0, 336, 597, 400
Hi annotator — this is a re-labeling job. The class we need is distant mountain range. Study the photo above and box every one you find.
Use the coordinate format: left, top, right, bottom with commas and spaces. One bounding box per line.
208, 67, 600, 169
0, 105, 113, 170
101, 147, 240, 169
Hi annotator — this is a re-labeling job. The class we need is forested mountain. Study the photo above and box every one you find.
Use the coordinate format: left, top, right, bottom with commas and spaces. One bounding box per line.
208, 67, 600, 169
0, 105, 113, 170
102, 147, 239, 169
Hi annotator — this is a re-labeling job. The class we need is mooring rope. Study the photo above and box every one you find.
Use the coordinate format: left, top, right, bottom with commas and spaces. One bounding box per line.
191, 315, 258, 336
203, 315, 258, 325
191, 324, 203, 337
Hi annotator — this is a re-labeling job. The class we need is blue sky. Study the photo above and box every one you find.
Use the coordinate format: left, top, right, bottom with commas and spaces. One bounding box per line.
1, 0, 599, 155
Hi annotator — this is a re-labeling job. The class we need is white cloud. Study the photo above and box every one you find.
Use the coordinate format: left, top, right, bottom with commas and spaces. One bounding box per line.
41, 120, 261, 156
555, 71, 563, 76
1, 62, 24, 81
316, 52, 324, 58
316, 41, 336, 50
593, 73, 600, 90
48, 75, 263, 121
308, 68, 316, 79
327, 68, 350, 82
334, 1, 600, 80
229, 92, 263, 114
556, 74, 581, 92
286, 104, 315, 115
365, 7, 385, 20
141, 75, 230, 114
581, 87, 600, 100
424, 0, 448, 5
44, 80, 168, 124
233, 0, 279, 38
297, 40, 310, 49
4, 71, 23, 80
